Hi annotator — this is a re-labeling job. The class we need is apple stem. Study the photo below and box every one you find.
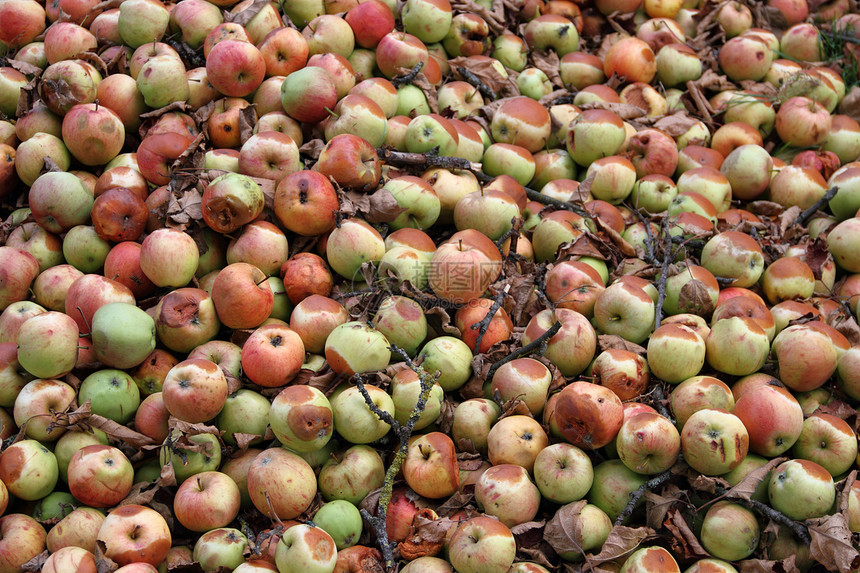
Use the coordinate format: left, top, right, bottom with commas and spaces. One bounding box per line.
324, 107, 339, 119
75, 306, 91, 337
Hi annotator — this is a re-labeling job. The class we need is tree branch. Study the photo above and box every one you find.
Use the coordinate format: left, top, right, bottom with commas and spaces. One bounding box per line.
455, 66, 497, 101
356, 345, 437, 572
470, 285, 509, 355
714, 486, 810, 544
793, 185, 838, 228
375, 148, 480, 172
391, 61, 425, 88
485, 320, 561, 383
615, 470, 673, 526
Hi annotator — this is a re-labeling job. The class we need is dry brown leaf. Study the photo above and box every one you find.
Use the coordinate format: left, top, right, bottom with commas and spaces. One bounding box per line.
644, 484, 685, 530
119, 481, 161, 506
166, 189, 203, 230
88, 414, 158, 449
225, 0, 270, 26
498, 398, 532, 419
449, 57, 510, 97
531, 50, 564, 88
652, 114, 702, 137
578, 101, 647, 120
663, 508, 710, 561
544, 500, 588, 557
677, 278, 716, 317
95, 540, 120, 573
737, 557, 800, 573
689, 474, 731, 495
585, 525, 656, 567
726, 457, 786, 502
435, 487, 477, 517
776, 206, 802, 235
828, 313, 860, 347
6, 58, 42, 77
511, 520, 545, 549
597, 335, 646, 355
815, 398, 857, 420
158, 460, 177, 488
695, 69, 738, 92
300, 138, 326, 160
838, 86, 860, 122
233, 432, 262, 451
425, 306, 462, 337
21, 550, 48, 573
807, 512, 860, 572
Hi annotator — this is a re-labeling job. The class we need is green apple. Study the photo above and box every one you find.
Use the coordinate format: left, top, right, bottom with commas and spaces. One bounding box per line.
91, 301, 156, 369
159, 430, 222, 483
700, 501, 759, 561
313, 500, 363, 550
217, 389, 271, 447
269, 385, 333, 452
768, 459, 836, 521
118, 0, 170, 48
33, 491, 79, 522
0, 439, 58, 500
136, 55, 190, 108
193, 528, 249, 572
418, 336, 472, 392
78, 369, 141, 424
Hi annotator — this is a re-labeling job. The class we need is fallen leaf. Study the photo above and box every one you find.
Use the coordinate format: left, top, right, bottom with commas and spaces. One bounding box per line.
838, 86, 860, 122
737, 556, 799, 573
807, 512, 860, 573
21, 550, 48, 572
677, 278, 716, 317
652, 113, 704, 137
225, 0, 270, 26
644, 484, 685, 530
585, 525, 656, 567
88, 414, 157, 449
598, 335, 646, 355
726, 457, 786, 502
531, 50, 563, 88
95, 540, 120, 573
663, 508, 710, 560
544, 500, 588, 557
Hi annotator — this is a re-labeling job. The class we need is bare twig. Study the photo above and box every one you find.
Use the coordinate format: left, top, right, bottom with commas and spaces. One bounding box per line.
628, 206, 658, 266
793, 186, 839, 228
470, 285, 509, 355
524, 187, 590, 218
485, 320, 562, 382
375, 147, 480, 172
455, 66, 497, 101
391, 61, 425, 88
714, 486, 810, 544
651, 385, 673, 423
615, 470, 673, 526
376, 148, 590, 219
356, 346, 437, 572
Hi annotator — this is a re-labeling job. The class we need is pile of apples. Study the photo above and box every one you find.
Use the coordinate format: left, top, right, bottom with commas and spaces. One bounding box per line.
2, 0, 860, 570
